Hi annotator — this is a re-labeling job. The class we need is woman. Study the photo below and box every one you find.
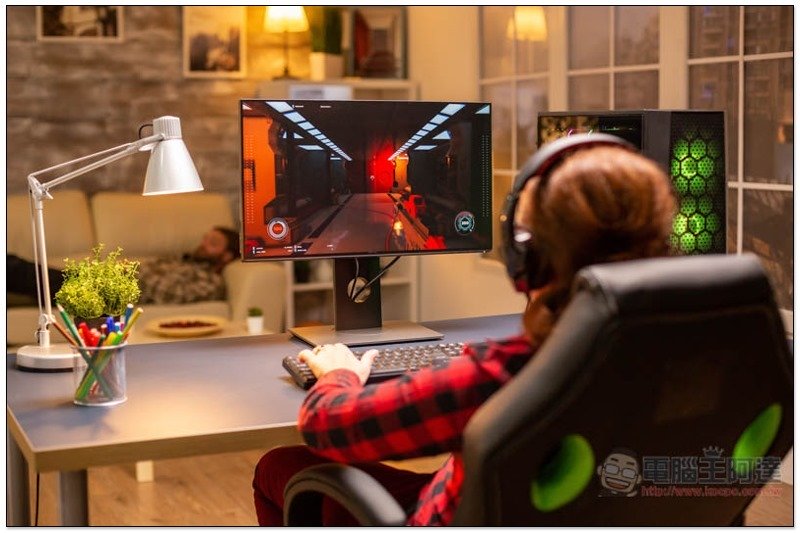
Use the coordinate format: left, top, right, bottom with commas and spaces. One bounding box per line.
253, 143, 677, 526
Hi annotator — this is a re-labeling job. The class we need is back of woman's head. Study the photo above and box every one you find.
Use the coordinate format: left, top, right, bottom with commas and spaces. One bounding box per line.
531, 145, 676, 286
522, 146, 676, 342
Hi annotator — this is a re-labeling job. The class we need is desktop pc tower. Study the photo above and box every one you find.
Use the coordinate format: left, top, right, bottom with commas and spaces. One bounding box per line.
537, 110, 726, 255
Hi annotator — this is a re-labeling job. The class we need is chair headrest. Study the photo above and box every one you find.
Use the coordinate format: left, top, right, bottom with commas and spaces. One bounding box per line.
574, 254, 774, 317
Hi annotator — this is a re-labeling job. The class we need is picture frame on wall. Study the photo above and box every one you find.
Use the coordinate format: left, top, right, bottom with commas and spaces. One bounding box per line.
183, 6, 247, 78
346, 7, 407, 79
36, 6, 123, 42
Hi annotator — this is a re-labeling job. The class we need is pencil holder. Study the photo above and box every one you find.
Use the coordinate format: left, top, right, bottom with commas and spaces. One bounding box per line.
72, 342, 127, 406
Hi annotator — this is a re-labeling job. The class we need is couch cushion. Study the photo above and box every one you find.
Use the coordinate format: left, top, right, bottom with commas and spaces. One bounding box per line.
7, 190, 95, 264
91, 192, 235, 258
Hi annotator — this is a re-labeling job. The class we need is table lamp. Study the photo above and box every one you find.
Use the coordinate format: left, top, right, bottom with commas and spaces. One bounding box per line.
507, 6, 547, 42
15, 115, 204, 371
264, 6, 309, 80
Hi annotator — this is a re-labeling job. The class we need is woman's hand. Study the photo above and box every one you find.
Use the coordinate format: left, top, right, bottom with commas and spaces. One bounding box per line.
298, 343, 378, 386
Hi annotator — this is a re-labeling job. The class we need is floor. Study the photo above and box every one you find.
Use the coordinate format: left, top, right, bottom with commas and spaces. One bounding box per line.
28, 450, 792, 526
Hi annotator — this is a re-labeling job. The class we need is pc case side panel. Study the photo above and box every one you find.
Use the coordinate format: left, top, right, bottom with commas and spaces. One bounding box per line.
666, 111, 727, 255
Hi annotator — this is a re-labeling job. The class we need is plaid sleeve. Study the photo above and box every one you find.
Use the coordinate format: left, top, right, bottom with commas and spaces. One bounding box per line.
297, 336, 532, 463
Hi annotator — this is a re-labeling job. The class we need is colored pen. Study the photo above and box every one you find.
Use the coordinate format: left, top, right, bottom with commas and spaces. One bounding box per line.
122, 303, 135, 327
51, 319, 79, 347
56, 304, 85, 348
120, 307, 144, 339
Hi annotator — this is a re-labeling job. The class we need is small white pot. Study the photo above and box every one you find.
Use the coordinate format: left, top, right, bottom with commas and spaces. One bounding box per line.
309, 52, 344, 81
246, 316, 264, 334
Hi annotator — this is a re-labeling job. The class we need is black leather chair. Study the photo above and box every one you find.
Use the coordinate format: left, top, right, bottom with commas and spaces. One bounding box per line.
284, 254, 793, 526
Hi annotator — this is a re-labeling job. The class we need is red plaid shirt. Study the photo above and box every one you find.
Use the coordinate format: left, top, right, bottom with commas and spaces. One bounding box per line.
297, 334, 534, 526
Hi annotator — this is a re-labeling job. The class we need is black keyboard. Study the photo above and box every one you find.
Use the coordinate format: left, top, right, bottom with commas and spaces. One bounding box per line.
282, 342, 466, 390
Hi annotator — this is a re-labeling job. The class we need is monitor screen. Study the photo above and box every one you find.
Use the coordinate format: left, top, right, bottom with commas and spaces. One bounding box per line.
240, 100, 492, 260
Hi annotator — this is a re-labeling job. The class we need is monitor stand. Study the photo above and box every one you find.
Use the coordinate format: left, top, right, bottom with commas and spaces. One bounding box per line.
289, 257, 443, 348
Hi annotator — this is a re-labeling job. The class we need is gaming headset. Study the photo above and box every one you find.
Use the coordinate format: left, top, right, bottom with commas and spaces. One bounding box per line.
501, 132, 636, 293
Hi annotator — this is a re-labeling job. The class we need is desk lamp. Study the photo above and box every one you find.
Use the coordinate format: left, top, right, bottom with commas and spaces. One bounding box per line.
264, 6, 309, 80
16, 116, 204, 371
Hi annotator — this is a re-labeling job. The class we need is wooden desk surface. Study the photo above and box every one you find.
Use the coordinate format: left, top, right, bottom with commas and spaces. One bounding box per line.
7, 314, 522, 473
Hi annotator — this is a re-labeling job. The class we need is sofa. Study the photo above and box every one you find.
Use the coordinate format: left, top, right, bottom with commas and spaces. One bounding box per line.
7, 190, 286, 346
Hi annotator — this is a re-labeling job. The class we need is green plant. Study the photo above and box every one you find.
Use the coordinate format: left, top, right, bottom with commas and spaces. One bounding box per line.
55, 244, 140, 319
305, 6, 342, 54
248, 306, 263, 317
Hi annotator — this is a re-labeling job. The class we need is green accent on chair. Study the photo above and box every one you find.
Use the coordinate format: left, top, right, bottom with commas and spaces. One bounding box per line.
732, 403, 783, 477
530, 435, 595, 513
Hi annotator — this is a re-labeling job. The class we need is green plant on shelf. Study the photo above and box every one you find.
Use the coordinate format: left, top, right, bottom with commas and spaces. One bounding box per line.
248, 306, 264, 317
55, 244, 140, 319
305, 6, 343, 54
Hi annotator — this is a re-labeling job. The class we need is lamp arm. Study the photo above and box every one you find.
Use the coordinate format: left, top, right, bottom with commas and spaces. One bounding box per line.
28, 133, 164, 198
26, 131, 164, 348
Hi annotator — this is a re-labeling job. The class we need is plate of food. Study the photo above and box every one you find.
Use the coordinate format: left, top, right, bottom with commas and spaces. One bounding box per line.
146, 315, 227, 338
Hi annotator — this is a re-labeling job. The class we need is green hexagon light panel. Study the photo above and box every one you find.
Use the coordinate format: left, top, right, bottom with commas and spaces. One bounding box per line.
668, 114, 726, 254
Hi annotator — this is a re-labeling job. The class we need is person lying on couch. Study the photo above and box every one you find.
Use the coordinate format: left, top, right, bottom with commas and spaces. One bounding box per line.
7, 226, 240, 305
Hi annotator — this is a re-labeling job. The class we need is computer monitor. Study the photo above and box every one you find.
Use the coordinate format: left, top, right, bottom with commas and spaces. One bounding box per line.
240, 99, 492, 346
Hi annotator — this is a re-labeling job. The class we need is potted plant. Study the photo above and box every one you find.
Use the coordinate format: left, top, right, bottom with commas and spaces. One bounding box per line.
55, 244, 140, 326
247, 306, 264, 334
305, 6, 344, 80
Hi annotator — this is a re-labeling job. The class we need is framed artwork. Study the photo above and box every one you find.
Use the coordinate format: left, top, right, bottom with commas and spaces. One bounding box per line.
183, 6, 247, 78
36, 6, 123, 42
347, 7, 407, 79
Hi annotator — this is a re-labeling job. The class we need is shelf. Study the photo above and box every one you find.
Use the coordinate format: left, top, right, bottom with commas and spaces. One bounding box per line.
257, 78, 419, 101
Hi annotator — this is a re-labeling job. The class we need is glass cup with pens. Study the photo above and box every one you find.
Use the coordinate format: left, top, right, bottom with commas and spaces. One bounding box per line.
53, 303, 143, 406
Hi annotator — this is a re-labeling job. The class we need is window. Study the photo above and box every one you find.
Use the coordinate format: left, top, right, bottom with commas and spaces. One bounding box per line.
479, 6, 550, 259
568, 6, 659, 110
689, 6, 794, 310
478, 6, 793, 316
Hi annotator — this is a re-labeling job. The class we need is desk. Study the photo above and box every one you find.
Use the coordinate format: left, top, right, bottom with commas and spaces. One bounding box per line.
6, 314, 521, 526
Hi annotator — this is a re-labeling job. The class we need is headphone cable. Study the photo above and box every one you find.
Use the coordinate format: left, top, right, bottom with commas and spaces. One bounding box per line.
350, 256, 400, 303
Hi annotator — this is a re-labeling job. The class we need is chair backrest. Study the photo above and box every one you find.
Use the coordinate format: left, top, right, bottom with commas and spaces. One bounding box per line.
455, 254, 793, 526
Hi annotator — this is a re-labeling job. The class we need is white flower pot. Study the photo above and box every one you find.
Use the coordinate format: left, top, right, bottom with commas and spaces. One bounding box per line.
246, 316, 264, 334
310, 52, 344, 81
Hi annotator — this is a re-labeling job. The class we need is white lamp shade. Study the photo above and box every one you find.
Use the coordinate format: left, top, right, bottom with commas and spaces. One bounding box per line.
264, 6, 309, 33
142, 138, 204, 196
507, 6, 548, 42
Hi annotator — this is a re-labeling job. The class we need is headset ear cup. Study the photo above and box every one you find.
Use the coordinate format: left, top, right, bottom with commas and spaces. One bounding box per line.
501, 132, 636, 294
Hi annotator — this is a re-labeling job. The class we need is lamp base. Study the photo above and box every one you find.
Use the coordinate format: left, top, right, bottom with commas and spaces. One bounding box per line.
15, 343, 75, 372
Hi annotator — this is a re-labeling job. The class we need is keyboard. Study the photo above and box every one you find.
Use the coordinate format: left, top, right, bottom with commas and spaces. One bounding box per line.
282, 342, 466, 390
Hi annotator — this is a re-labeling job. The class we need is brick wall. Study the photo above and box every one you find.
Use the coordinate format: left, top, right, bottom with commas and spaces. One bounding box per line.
6, 6, 311, 227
